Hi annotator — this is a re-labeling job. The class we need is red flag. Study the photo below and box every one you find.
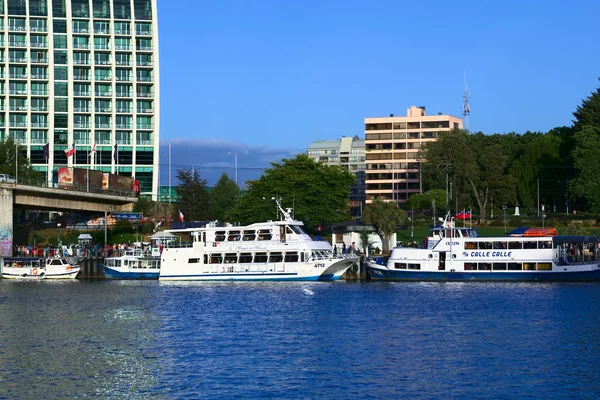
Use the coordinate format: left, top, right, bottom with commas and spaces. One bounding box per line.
64, 143, 76, 157
178, 210, 185, 222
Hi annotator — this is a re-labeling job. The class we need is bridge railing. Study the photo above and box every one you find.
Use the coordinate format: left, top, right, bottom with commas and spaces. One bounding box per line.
15, 177, 137, 198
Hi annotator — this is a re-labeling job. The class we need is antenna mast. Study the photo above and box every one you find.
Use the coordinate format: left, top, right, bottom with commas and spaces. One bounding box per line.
463, 71, 470, 131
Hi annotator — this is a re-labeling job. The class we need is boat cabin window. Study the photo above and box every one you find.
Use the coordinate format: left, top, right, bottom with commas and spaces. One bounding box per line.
188, 258, 200, 264
523, 241, 537, 249
523, 262, 535, 270
465, 242, 477, 250
478, 262, 492, 270
224, 253, 237, 263
508, 262, 522, 270
49, 259, 62, 265
284, 252, 298, 262
290, 225, 306, 235
407, 263, 420, 270
540, 241, 552, 249
493, 242, 507, 249
242, 230, 256, 241
537, 263, 552, 270
492, 263, 507, 270
254, 252, 268, 263
508, 241, 522, 249
394, 262, 407, 269
215, 231, 226, 242
239, 253, 252, 263
269, 252, 283, 262
478, 242, 492, 250
258, 230, 272, 241
286, 226, 295, 235
227, 231, 241, 241
464, 263, 476, 270
209, 254, 223, 264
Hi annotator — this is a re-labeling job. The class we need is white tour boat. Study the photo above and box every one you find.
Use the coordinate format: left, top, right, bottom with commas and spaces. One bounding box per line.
159, 201, 358, 281
1, 256, 80, 279
368, 215, 600, 282
99, 248, 161, 279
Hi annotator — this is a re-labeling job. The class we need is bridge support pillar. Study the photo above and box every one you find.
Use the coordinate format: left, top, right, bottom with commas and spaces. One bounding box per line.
0, 188, 13, 257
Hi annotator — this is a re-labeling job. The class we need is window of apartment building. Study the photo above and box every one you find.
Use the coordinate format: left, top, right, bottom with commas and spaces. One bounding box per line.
54, 98, 67, 112
134, 0, 152, 20
29, 0, 48, 16
53, 19, 66, 33
407, 132, 419, 139
95, 131, 111, 145
93, 0, 111, 19
54, 129, 67, 144
422, 121, 449, 129
8, 0, 26, 16
54, 50, 67, 64
54, 82, 67, 96
54, 65, 67, 80
72, 0, 89, 18
54, 114, 67, 128
114, 21, 130, 34
113, 0, 131, 19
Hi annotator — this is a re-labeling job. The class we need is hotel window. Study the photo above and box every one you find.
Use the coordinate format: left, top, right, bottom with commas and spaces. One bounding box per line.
8, 2, 26, 16
72, 19, 89, 33
114, 21, 131, 34
92, 0, 111, 19
113, 0, 131, 20
71, 0, 89, 18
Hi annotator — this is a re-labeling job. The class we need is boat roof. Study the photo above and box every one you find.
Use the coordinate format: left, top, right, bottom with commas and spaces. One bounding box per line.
553, 235, 599, 243
1, 257, 43, 262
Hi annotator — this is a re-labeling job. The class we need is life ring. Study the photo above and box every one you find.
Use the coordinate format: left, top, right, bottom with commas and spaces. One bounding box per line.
32, 268, 38, 275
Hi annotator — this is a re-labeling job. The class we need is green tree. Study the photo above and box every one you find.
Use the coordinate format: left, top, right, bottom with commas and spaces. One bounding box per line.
569, 126, 600, 212
563, 223, 589, 236
175, 168, 211, 221
0, 138, 44, 184
211, 173, 240, 221
133, 196, 156, 216
420, 130, 516, 222
362, 197, 406, 254
227, 154, 355, 230
403, 189, 446, 213
573, 78, 600, 131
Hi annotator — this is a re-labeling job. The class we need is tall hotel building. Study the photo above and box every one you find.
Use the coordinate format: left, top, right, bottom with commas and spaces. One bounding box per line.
0, 0, 159, 197
365, 106, 462, 205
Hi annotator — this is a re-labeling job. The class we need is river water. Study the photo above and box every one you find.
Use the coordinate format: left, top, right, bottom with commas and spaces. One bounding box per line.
0, 280, 598, 399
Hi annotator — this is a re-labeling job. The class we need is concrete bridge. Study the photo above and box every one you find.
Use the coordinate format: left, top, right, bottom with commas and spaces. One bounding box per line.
0, 182, 138, 257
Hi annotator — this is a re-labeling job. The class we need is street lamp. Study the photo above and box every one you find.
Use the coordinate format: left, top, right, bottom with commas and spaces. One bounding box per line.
228, 151, 238, 186
502, 205, 507, 233
57, 223, 62, 247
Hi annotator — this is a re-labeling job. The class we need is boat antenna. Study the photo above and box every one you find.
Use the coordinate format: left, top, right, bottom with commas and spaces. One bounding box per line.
463, 71, 471, 132
273, 196, 293, 221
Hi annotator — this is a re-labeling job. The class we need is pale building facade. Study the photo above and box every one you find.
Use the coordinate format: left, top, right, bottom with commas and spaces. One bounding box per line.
365, 106, 462, 205
307, 135, 365, 215
0, 0, 160, 198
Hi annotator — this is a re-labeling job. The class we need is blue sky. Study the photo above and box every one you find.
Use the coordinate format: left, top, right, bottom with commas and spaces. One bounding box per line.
157, 0, 600, 185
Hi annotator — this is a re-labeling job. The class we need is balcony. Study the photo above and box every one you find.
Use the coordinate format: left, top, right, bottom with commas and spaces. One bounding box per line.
116, 123, 132, 129
31, 122, 48, 128
94, 45, 111, 51
137, 61, 153, 67
31, 138, 48, 144
8, 41, 28, 48
74, 123, 91, 128
73, 43, 90, 49
9, 106, 28, 111
95, 92, 112, 97
115, 45, 131, 50
95, 139, 111, 144
30, 90, 48, 96
96, 107, 112, 113
31, 42, 47, 48
74, 107, 90, 112
115, 60, 132, 66
74, 91, 91, 97
9, 57, 28, 63
9, 122, 28, 128
30, 26, 48, 33
9, 74, 27, 79
137, 92, 153, 98
31, 58, 48, 64
31, 74, 49, 80
73, 28, 89, 34
9, 90, 28, 95
116, 139, 132, 145
8, 25, 26, 32
74, 59, 91, 65
95, 60, 112, 65
137, 108, 154, 114
137, 124, 153, 130
137, 139, 153, 145
96, 123, 112, 129
116, 76, 132, 82
95, 76, 112, 81
30, 106, 48, 111
94, 29, 110, 35
114, 29, 131, 35
74, 74, 90, 81
135, 30, 152, 36
137, 76, 153, 82
136, 46, 152, 51
116, 92, 131, 97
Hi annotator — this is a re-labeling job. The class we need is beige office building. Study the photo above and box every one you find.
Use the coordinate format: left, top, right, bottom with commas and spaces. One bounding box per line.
365, 106, 462, 205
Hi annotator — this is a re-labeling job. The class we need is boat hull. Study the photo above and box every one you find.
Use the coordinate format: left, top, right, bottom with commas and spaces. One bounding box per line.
45, 268, 80, 279
368, 264, 600, 282
99, 264, 159, 280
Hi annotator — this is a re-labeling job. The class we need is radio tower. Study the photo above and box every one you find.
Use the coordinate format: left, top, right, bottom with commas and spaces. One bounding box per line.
463, 71, 470, 131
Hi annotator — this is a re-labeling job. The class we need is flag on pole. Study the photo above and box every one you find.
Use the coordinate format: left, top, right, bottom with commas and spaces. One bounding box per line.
178, 210, 185, 223
43, 143, 49, 162
113, 143, 118, 162
64, 142, 76, 158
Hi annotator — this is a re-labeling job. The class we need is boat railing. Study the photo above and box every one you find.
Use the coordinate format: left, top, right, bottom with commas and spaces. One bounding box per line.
554, 247, 599, 265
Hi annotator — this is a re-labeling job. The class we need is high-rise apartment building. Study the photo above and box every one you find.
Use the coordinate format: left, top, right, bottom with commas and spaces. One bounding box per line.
365, 106, 462, 205
0, 0, 159, 197
307, 136, 365, 215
